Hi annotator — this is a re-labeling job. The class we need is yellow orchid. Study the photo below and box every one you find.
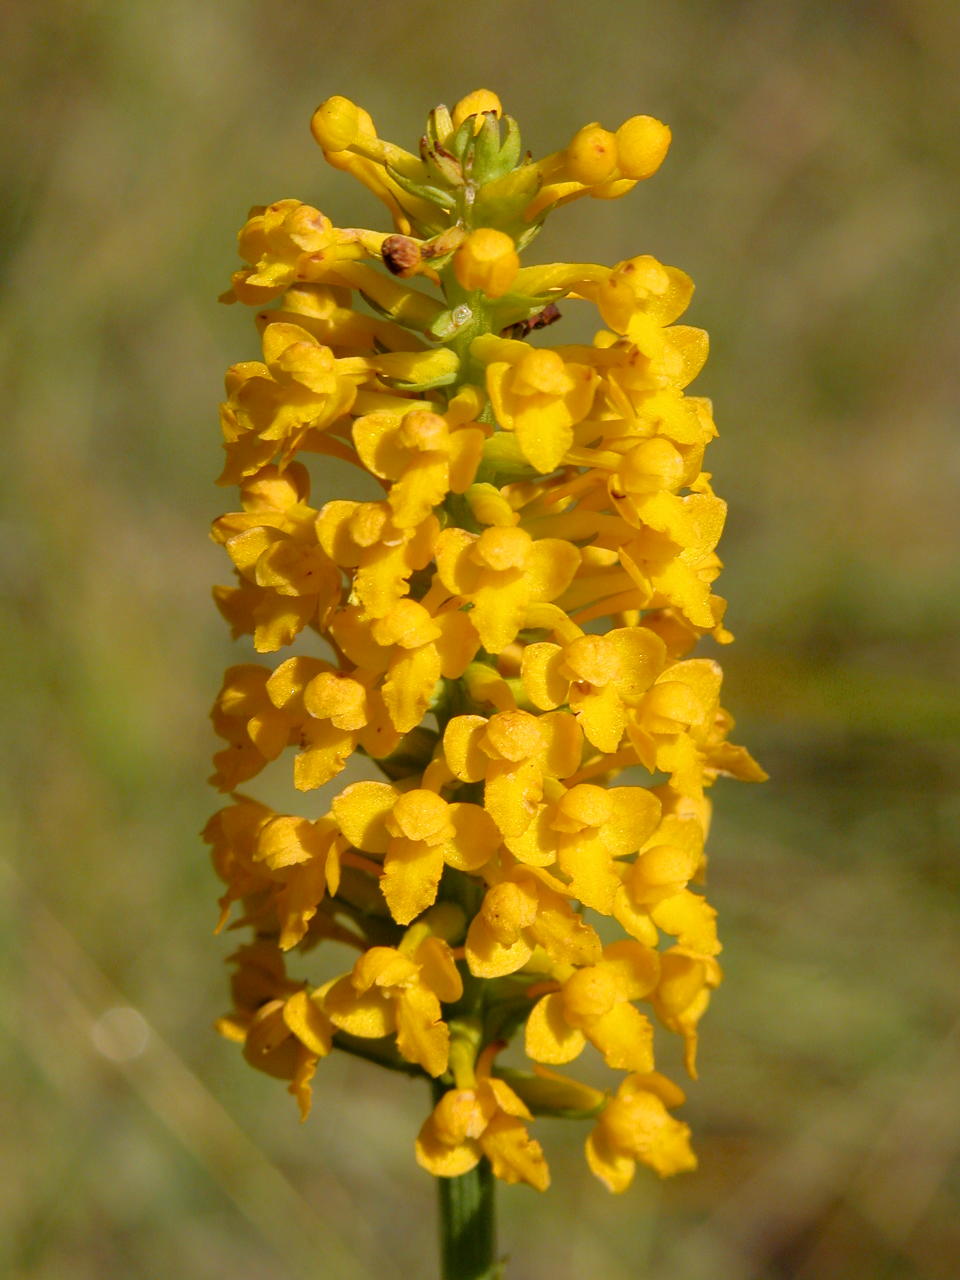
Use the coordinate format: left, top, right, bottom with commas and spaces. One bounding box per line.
465, 861, 602, 978
475, 334, 599, 472
506, 782, 663, 914
417, 1073, 549, 1190
329, 597, 480, 734
317, 499, 439, 618
626, 657, 765, 799
652, 946, 723, 1078
204, 797, 275, 930
332, 781, 500, 924
218, 322, 367, 482
586, 1072, 696, 1191
209, 663, 296, 790
352, 396, 487, 529
441, 708, 583, 838
434, 524, 580, 653
521, 625, 666, 753
216, 943, 333, 1119
211, 466, 342, 653
264, 654, 400, 789
525, 940, 660, 1074
210, 92, 764, 1255
223, 199, 384, 305
322, 928, 463, 1076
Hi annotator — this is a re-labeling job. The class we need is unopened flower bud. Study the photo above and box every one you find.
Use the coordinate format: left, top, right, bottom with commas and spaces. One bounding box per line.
453, 229, 520, 299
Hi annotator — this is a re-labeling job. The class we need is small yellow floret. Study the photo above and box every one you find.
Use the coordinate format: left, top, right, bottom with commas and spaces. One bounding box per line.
614, 116, 671, 180
566, 124, 619, 185
453, 229, 520, 299
311, 96, 364, 152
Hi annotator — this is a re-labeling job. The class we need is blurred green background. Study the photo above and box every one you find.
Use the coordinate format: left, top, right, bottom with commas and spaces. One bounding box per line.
3, 1, 959, 1276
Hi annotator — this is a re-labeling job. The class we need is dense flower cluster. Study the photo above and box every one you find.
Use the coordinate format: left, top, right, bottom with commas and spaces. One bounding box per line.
208, 89, 764, 1194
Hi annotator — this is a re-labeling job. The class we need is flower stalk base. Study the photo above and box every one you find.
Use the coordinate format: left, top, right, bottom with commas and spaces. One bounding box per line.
437, 1146, 498, 1280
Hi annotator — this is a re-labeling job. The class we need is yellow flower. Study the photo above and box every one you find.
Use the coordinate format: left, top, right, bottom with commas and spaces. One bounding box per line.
521, 626, 666, 753
477, 336, 598, 472
217, 944, 333, 1119
652, 946, 723, 1078
508, 782, 662, 914
209, 92, 765, 1200
586, 1072, 696, 1191
317, 499, 439, 618
323, 929, 463, 1076
332, 781, 499, 924
352, 396, 486, 529
442, 709, 583, 838
218, 323, 366, 482
223, 199, 382, 305
264, 655, 400, 788
417, 1075, 550, 1190
465, 862, 602, 978
525, 940, 660, 1074
209, 663, 294, 790
414, 1039, 547, 1187
329, 597, 480, 734
453, 229, 520, 299
435, 524, 580, 653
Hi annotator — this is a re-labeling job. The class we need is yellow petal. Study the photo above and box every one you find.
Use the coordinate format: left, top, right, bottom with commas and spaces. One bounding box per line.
525, 539, 581, 601
253, 592, 318, 652
536, 712, 583, 779
447, 427, 485, 493
293, 720, 355, 790
525, 993, 586, 1065
520, 643, 568, 710
481, 1114, 550, 1190
332, 780, 397, 853
444, 803, 501, 872
435, 610, 481, 678
442, 715, 489, 782
585, 1128, 636, 1194
415, 1116, 481, 1178
282, 990, 333, 1058
556, 836, 619, 913
323, 975, 393, 1038
413, 936, 464, 1005
395, 984, 449, 1076
650, 890, 720, 955
503, 804, 559, 867
601, 787, 662, 857
465, 914, 534, 979
530, 897, 603, 968
435, 527, 483, 595
382, 839, 445, 925
612, 887, 660, 945
570, 683, 625, 754
586, 1003, 655, 1073
470, 578, 530, 653
485, 759, 542, 838
513, 396, 575, 473
601, 939, 661, 1001
383, 644, 442, 733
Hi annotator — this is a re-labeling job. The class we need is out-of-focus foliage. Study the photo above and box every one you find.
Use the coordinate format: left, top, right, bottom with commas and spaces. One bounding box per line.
2, 2, 958, 1277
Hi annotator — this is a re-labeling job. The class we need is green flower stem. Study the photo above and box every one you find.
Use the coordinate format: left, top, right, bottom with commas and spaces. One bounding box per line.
436, 1137, 498, 1279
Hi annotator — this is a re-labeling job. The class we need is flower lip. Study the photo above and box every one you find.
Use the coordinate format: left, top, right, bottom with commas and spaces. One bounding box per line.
480, 709, 542, 762
473, 525, 531, 572
388, 789, 452, 843
562, 634, 618, 687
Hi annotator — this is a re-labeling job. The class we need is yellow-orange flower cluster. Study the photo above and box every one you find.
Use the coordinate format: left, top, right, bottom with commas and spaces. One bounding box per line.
208, 89, 764, 1195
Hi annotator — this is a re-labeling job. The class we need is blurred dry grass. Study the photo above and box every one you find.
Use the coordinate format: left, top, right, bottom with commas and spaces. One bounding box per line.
2, 1, 959, 1276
